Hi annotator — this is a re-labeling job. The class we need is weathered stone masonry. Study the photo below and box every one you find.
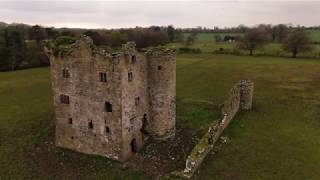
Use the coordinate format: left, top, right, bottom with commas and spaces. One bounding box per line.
46, 36, 176, 162
173, 80, 254, 178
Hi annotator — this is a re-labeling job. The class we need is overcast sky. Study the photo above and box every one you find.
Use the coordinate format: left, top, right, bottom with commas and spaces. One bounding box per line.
0, 1, 320, 29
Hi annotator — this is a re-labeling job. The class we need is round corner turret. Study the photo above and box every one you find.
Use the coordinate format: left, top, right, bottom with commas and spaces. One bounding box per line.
146, 47, 176, 140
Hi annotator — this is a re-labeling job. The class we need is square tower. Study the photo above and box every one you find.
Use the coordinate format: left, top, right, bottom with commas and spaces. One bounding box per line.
47, 36, 175, 162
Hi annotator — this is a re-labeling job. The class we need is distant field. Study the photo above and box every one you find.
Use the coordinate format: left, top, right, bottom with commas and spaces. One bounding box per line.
308, 30, 320, 42
1, 54, 320, 179
169, 31, 320, 58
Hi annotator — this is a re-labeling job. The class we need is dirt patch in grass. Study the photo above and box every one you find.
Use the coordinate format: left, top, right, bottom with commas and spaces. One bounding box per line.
125, 126, 202, 177
21, 134, 82, 179
18, 126, 202, 179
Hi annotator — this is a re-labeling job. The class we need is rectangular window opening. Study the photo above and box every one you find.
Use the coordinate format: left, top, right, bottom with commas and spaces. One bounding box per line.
88, 120, 94, 129
130, 139, 137, 153
128, 72, 133, 82
105, 126, 111, 134
62, 69, 70, 78
99, 72, 107, 82
68, 118, 73, 124
105, 102, 112, 112
60, 94, 70, 104
131, 55, 136, 63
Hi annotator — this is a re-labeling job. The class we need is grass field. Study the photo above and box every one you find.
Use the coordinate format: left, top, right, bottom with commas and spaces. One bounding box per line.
1, 54, 320, 179
308, 30, 320, 42
169, 31, 320, 58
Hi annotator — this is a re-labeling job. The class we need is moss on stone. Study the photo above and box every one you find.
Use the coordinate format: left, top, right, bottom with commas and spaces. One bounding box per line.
145, 46, 176, 57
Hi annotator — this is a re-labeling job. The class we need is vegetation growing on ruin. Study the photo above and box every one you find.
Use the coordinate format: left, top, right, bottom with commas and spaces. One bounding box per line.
47, 36, 77, 56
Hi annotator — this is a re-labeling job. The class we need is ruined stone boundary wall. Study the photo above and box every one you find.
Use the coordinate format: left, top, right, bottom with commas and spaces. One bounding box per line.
172, 80, 254, 178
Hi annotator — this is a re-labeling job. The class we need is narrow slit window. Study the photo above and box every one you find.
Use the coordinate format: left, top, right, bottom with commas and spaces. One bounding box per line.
105, 102, 112, 112
99, 72, 107, 82
141, 113, 148, 134
60, 94, 64, 103
88, 120, 93, 129
158, 66, 162, 70
128, 72, 133, 82
135, 96, 140, 106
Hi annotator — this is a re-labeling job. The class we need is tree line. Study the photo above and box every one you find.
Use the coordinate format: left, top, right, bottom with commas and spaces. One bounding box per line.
175, 24, 320, 35
236, 24, 313, 58
1, 22, 317, 71
208, 24, 315, 58
0, 23, 182, 71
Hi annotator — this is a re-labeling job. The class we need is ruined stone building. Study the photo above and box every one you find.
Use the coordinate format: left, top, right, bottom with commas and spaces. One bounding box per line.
46, 36, 176, 162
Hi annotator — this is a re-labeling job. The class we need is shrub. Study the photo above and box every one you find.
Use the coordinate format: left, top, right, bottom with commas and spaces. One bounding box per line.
179, 47, 202, 54
54, 36, 77, 46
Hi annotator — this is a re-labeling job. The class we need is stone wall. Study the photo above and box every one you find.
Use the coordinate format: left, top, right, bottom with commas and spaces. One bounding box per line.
172, 80, 254, 178
220, 83, 241, 128
50, 37, 129, 161
120, 44, 149, 160
239, 80, 254, 110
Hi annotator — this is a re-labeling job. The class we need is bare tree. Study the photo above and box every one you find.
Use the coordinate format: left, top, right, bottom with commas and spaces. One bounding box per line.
29, 25, 47, 44
214, 34, 222, 42
282, 29, 313, 58
185, 32, 198, 46
167, 25, 175, 42
237, 27, 270, 55
6, 26, 26, 70
274, 24, 289, 43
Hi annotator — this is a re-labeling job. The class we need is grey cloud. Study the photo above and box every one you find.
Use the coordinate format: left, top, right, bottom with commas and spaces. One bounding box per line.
0, 1, 319, 28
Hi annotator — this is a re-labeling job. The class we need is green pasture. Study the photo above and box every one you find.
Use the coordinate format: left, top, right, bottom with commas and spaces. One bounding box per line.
1, 54, 320, 179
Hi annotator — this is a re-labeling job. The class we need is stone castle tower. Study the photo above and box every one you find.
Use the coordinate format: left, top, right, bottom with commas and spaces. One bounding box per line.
47, 36, 176, 162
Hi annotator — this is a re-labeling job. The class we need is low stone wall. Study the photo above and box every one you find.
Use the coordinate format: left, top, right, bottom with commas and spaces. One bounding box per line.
172, 80, 253, 178
239, 80, 254, 110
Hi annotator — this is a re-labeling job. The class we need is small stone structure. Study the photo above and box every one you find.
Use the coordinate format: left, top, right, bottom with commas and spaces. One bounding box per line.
239, 80, 254, 110
46, 36, 176, 162
172, 80, 254, 178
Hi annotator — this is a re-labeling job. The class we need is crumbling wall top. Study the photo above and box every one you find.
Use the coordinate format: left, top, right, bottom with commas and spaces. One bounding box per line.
46, 35, 175, 62
145, 47, 176, 57
45, 35, 95, 58
46, 36, 140, 59
121, 42, 136, 53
